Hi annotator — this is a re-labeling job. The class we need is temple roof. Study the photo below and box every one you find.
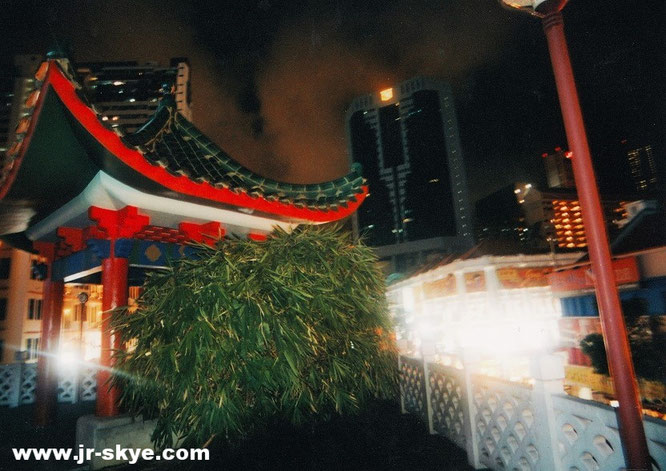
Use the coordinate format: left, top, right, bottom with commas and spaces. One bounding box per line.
0, 58, 367, 244
120, 95, 365, 210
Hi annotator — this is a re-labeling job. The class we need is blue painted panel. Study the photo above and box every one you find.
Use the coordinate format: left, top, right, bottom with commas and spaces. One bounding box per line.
560, 277, 666, 317
52, 239, 200, 281
52, 247, 102, 281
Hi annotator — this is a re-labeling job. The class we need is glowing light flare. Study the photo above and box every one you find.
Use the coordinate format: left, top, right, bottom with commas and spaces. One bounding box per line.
57, 348, 78, 371
380, 88, 394, 101
402, 287, 415, 312
405, 295, 561, 358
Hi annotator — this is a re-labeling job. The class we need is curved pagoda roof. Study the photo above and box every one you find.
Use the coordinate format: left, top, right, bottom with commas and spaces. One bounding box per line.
0, 57, 367, 248
0, 59, 367, 249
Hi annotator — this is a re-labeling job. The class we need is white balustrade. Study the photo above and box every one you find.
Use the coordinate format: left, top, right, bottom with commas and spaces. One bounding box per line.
400, 354, 666, 470
19, 363, 38, 405
0, 362, 98, 408
0, 363, 21, 407
399, 356, 428, 425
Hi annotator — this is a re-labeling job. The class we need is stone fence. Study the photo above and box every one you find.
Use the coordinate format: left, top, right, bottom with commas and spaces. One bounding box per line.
0, 361, 97, 407
399, 355, 666, 470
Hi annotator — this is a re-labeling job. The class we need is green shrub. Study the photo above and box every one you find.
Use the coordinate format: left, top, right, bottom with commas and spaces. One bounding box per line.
580, 298, 666, 383
112, 225, 398, 448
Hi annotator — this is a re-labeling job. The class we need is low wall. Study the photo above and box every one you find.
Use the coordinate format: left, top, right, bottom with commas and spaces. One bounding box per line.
399, 354, 666, 470
0, 361, 97, 407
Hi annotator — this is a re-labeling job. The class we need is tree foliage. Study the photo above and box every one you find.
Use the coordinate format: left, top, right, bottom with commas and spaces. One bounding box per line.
580, 298, 666, 383
111, 225, 398, 448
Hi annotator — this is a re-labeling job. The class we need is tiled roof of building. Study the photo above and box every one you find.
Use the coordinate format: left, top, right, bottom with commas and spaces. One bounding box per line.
0, 56, 367, 225
119, 95, 365, 211
391, 238, 553, 284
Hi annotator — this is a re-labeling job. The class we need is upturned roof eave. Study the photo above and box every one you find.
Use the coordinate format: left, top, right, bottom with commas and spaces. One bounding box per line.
0, 60, 367, 225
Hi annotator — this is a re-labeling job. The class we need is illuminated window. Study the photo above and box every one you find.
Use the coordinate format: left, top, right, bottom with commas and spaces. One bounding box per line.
26, 337, 40, 360
380, 88, 393, 101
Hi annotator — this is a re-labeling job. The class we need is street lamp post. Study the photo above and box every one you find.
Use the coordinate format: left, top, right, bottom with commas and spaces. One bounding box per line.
498, 1, 651, 469
77, 292, 89, 361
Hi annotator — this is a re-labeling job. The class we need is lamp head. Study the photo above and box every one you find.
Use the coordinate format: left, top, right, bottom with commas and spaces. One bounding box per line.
499, 0, 569, 17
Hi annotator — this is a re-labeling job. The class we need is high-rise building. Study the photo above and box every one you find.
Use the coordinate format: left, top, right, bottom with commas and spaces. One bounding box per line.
626, 144, 658, 192
0, 55, 43, 153
542, 148, 575, 189
75, 58, 192, 133
346, 77, 474, 272
521, 187, 632, 250
475, 183, 535, 247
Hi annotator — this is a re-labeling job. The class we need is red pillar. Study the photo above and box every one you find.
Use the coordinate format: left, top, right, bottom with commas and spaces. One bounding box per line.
96, 252, 128, 417
34, 275, 64, 426
542, 12, 651, 470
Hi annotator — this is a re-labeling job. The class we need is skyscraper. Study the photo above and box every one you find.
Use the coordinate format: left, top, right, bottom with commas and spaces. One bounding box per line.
0, 55, 43, 153
542, 148, 575, 189
75, 58, 192, 133
346, 77, 473, 272
626, 144, 658, 192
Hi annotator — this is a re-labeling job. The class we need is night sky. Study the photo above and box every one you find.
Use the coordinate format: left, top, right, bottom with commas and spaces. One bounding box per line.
1, 0, 663, 202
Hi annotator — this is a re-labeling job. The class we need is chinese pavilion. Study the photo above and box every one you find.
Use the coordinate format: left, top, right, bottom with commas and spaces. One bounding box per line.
0, 53, 367, 424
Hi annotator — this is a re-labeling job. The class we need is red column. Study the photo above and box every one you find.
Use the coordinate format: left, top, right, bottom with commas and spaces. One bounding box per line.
34, 275, 64, 426
96, 252, 129, 417
542, 12, 651, 470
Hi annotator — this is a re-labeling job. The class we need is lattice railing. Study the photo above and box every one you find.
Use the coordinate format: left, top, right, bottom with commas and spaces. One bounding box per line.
0, 364, 21, 406
79, 365, 98, 402
0, 362, 98, 407
19, 363, 37, 404
552, 394, 665, 471
399, 356, 428, 425
399, 355, 666, 471
57, 368, 78, 403
428, 363, 467, 449
471, 376, 540, 471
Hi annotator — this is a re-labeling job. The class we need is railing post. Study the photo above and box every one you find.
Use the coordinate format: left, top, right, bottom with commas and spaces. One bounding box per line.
422, 352, 436, 434
530, 354, 566, 471
8, 362, 22, 408
461, 351, 483, 469
397, 351, 406, 414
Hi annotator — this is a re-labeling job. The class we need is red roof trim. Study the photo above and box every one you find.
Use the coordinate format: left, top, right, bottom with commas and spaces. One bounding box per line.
43, 63, 366, 223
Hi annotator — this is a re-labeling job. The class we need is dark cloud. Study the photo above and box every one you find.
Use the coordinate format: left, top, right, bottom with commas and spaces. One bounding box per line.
1, 0, 663, 200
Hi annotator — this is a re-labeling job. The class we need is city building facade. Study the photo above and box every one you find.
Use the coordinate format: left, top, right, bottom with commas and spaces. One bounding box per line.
0, 55, 43, 153
521, 187, 631, 250
626, 144, 658, 192
542, 147, 575, 189
0, 241, 44, 363
346, 77, 474, 273
476, 181, 636, 252
75, 58, 192, 133
475, 182, 535, 247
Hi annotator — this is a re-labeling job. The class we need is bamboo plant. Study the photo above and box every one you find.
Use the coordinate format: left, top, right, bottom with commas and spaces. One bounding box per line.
111, 225, 398, 448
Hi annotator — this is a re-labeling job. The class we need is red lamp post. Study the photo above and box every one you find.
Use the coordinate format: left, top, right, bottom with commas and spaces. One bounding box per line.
499, 1, 651, 469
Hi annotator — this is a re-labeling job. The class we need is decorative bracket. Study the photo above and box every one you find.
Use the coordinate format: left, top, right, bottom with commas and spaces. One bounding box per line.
179, 221, 224, 246
248, 233, 268, 241
88, 205, 150, 239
